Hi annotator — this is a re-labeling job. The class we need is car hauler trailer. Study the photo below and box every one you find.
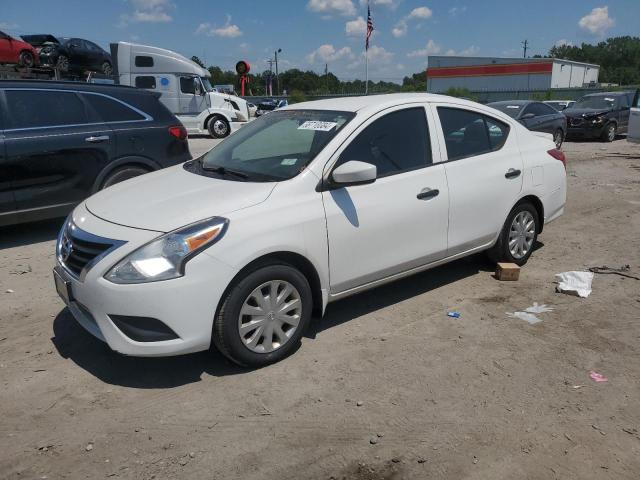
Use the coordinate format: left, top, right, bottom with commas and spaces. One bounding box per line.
110, 42, 249, 138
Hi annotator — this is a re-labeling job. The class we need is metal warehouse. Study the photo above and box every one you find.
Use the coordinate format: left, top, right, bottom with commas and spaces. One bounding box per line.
426, 56, 600, 93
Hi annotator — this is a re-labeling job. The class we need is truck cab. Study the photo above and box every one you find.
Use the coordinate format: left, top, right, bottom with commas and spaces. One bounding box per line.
111, 42, 249, 138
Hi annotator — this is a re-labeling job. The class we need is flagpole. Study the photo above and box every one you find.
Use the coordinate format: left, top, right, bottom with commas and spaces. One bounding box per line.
365, 48, 369, 95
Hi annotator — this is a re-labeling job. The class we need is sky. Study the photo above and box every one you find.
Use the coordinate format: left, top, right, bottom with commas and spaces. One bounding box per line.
2, 0, 639, 83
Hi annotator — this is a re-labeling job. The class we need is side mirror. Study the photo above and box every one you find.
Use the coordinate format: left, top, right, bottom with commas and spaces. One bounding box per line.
521, 113, 535, 120
331, 161, 377, 186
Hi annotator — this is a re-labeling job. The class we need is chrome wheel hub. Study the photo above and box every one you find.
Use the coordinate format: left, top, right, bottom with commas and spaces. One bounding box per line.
238, 280, 302, 353
508, 211, 535, 259
213, 119, 228, 136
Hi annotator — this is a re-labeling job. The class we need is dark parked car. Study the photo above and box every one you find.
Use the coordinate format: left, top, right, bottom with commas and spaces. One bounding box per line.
488, 100, 567, 148
563, 91, 636, 142
0, 30, 39, 67
0, 81, 191, 226
21, 35, 113, 74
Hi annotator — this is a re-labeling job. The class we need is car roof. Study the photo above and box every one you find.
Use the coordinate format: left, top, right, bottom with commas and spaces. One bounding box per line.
583, 91, 629, 97
282, 93, 474, 114
0, 80, 155, 96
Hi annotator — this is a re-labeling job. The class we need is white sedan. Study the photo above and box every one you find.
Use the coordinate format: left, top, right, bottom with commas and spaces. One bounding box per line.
53, 94, 566, 367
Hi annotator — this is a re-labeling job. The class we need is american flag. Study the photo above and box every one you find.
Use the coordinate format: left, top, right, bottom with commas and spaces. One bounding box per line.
366, 4, 374, 51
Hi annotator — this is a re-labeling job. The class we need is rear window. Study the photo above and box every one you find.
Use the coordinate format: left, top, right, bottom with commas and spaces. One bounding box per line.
82, 93, 146, 122
5, 89, 87, 129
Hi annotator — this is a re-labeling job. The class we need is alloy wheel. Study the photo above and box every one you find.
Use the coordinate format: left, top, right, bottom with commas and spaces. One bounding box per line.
238, 280, 302, 353
212, 119, 229, 137
607, 125, 616, 142
508, 211, 536, 259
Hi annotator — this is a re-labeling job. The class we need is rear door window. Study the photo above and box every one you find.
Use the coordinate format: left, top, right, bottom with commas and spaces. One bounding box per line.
5, 89, 88, 129
437, 107, 509, 161
82, 93, 146, 122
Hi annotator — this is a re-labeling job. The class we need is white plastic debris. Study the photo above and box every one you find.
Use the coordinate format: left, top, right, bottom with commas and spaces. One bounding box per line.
506, 303, 554, 325
555, 271, 594, 298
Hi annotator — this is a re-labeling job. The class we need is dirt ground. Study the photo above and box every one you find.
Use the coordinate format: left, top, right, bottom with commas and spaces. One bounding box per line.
1, 137, 639, 480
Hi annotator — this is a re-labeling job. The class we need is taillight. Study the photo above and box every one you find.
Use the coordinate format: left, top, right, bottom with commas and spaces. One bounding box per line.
547, 148, 566, 170
168, 125, 187, 141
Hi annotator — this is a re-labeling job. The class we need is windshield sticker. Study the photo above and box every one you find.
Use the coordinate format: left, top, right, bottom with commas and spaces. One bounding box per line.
604, 98, 615, 102
506, 105, 520, 109
281, 158, 298, 166
298, 121, 337, 131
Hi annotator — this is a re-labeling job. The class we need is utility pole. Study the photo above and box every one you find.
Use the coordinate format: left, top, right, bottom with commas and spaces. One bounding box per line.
325, 63, 329, 93
266, 59, 274, 96
274, 48, 282, 96
522, 39, 529, 58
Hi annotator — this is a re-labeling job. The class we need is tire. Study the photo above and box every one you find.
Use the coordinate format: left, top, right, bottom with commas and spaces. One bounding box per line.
602, 123, 616, 142
208, 116, 230, 139
100, 166, 150, 190
19, 51, 35, 68
488, 202, 539, 266
102, 61, 113, 76
212, 264, 313, 368
553, 128, 564, 149
56, 55, 69, 72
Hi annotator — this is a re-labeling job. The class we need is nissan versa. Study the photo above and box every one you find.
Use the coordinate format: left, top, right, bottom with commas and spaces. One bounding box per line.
54, 94, 567, 367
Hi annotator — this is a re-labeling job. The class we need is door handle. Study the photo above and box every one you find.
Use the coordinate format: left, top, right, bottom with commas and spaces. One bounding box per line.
505, 168, 521, 179
417, 188, 439, 200
85, 135, 109, 143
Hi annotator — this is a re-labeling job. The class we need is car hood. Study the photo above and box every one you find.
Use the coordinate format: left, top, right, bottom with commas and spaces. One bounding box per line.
21, 34, 60, 47
85, 164, 277, 232
563, 108, 610, 118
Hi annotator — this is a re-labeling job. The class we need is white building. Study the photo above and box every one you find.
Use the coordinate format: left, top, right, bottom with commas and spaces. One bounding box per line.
426, 56, 600, 92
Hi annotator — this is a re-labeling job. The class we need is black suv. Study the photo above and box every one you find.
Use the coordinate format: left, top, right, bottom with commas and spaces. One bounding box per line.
564, 91, 637, 142
0, 81, 191, 226
21, 35, 113, 75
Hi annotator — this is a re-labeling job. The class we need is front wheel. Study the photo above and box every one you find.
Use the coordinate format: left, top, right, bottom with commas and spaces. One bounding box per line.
102, 61, 113, 75
488, 202, 539, 266
208, 116, 230, 139
56, 55, 69, 72
602, 123, 616, 142
212, 264, 313, 367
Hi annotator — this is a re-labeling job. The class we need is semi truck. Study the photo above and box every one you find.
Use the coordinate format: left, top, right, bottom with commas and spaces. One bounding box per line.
110, 42, 249, 138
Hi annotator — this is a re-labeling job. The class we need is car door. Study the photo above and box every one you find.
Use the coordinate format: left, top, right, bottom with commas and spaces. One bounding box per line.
322, 105, 449, 294
0, 31, 12, 63
179, 76, 207, 115
3, 88, 114, 215
536, 103, 562, 134
0, 97, 16, 221
617, 95, 630, 133
66, 38, 88, 71
432, 104, 523, 256
83, 40, 104, 70
628, 91, 640, 144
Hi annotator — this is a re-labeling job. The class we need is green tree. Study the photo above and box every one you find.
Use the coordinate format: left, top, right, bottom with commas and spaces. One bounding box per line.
191, 56, 205, 68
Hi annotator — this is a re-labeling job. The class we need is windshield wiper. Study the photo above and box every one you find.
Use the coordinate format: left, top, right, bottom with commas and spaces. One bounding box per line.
201, 163, 249, 180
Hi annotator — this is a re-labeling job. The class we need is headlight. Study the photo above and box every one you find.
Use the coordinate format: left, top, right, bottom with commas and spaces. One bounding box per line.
592, 115, 606, 124
105, 217, 228, 284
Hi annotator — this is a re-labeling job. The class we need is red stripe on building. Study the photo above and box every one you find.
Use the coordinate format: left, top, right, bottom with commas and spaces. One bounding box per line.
427, 62, 553, 78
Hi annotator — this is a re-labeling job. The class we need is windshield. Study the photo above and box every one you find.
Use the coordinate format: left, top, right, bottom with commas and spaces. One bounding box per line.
201, 77, 214, 92
200, 109, 355, 181
489, 103, 522, 119
573, 95, 617, 110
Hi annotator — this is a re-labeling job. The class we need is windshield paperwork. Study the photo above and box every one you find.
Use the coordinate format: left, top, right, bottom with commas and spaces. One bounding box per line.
573, 95, 617, 110
197, 109, 355, 182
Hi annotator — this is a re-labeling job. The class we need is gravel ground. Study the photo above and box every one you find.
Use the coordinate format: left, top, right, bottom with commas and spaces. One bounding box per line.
1, 136, 639, 480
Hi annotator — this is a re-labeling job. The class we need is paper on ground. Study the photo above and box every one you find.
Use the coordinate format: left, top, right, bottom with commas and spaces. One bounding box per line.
506, 303, 554, 325
556, 271, 594, 298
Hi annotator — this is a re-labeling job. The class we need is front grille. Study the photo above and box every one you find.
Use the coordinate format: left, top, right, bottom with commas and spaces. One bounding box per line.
58, 221, 121, 278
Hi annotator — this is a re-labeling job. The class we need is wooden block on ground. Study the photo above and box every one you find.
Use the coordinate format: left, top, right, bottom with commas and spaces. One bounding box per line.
496, 262, 520, 281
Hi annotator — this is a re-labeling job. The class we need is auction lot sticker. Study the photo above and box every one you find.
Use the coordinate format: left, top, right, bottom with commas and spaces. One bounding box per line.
298, 121, 337, 131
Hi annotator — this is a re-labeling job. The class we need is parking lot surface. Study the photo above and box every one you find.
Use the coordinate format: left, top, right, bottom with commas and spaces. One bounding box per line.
1, 138, 639, 479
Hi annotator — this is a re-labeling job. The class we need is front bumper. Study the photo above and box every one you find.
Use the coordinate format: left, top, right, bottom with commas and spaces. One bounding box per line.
54, 203, 237, 357
566, 122, 605, 139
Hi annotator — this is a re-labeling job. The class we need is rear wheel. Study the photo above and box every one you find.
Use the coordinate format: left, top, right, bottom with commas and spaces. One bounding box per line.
488, 202, 539, 266
19, 51, 35, 68
602, 123, 616, 142
101, 61, 113, 75
553, 128, 564, 149
208, 116, 230, 139
100, 166, 150, 190
212, 264, 313, 367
